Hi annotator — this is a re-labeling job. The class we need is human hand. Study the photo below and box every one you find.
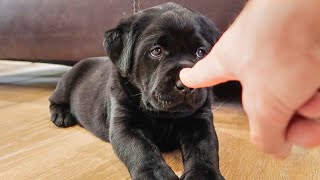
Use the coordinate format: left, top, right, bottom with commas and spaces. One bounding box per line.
180, 0, 320, 158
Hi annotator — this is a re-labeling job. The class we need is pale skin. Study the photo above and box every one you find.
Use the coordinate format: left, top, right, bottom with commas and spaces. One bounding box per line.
179, 0, 320, 158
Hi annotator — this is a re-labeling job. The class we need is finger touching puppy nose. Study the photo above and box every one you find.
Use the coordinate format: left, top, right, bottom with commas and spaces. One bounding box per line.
176, 61, 196, 90
179, 50, 236, 88
176, 80, 194, 93
176, 80, 188, 90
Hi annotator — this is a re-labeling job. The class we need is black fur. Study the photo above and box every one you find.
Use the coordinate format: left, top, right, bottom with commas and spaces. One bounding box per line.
49, 3, 223, 180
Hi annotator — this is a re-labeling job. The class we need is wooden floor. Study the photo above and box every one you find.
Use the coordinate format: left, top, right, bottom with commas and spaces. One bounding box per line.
0, 61, 320, 180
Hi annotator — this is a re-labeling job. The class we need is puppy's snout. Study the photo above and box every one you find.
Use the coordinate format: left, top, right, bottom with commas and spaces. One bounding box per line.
175, 80, 193, 93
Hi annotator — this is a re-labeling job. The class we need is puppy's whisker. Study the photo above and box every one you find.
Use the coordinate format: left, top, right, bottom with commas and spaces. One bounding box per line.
212, 98, 230, 112
131, 93, 142, 97
125, 79, 131, 85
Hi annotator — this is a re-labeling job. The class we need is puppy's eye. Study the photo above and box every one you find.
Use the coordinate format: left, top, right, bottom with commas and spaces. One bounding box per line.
150, 47, 163, 58
196, 48, 206, 59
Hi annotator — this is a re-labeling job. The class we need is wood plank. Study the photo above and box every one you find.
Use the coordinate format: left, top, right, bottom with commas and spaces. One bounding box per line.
0, 62, 320, 180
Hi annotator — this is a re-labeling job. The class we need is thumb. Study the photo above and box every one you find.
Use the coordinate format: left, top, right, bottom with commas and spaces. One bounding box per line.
287, 115, 320, 148
179, 48, 235, 88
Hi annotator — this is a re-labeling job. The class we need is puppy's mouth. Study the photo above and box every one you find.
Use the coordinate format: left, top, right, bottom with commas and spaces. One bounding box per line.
151, 96, 193, 112
141, 90, 205, 114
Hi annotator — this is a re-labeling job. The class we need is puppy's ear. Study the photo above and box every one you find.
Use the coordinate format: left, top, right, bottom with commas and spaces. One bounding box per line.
197, 15, 222, 45
103, 22, 136, 77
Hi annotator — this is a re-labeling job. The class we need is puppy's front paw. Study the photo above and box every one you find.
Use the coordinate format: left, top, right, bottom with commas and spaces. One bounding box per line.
181, 168, 224, 180
50, 103, 76, 128
133, 167, 179, 180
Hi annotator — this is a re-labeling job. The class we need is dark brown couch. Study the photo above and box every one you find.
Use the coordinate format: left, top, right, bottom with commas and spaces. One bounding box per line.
0, 0, 246, 64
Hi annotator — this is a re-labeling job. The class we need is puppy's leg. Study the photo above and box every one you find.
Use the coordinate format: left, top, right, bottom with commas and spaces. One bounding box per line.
49, 59, 97, 127
179, 117, 224, 180
49, 102, 76, 128
49, 68, 80, 128
110, 116, 179, 180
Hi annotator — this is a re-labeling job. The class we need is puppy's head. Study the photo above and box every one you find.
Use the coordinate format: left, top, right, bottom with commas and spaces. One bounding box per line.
104, 3, 221, 115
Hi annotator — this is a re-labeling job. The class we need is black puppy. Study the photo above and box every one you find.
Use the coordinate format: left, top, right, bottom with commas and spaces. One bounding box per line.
49, 3, 223, 180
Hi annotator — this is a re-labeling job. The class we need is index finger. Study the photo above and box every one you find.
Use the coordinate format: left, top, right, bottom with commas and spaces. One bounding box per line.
179, 51, 236, 88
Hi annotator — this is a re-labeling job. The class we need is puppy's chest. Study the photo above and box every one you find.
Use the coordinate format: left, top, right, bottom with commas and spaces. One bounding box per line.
147, 118, 180, 151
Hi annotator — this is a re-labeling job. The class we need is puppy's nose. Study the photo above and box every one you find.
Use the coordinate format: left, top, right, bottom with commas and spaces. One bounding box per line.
176, 80, 193, 93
